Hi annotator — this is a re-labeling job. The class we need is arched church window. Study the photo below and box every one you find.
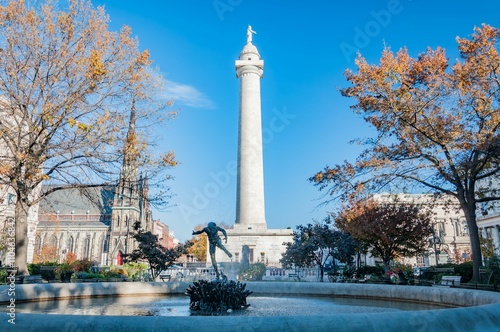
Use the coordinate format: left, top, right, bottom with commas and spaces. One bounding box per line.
51, 235, 58, 247
68, 236, 74, 254
83, 235, 91, 259
99, 235, 106, 253
35, 235, 41, 253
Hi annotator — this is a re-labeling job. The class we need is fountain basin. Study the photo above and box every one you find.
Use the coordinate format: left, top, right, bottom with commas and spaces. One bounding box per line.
1, 281, 500, 331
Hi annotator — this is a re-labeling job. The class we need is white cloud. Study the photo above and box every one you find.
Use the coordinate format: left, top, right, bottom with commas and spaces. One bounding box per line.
164, 79, 215, 110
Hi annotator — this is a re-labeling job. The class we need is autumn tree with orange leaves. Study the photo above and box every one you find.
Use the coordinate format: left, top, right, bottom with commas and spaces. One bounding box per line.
334, 199, 434, 272
311, 25, 500, 282
0, 0, 176, 275
188, 224, 208, 262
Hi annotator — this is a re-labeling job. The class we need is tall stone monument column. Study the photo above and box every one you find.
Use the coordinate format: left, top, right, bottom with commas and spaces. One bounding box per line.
214, 27, 292, 266
235, 26, 266, 231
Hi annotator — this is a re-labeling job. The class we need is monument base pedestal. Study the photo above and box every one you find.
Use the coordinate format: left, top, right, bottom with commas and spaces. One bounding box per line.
212, 225, 293, 267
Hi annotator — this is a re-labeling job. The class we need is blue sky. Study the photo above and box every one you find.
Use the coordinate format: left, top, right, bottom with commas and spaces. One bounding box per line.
94, 0, 500, 241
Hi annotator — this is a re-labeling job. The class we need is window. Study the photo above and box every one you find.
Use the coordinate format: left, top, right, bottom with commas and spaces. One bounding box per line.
100, 235, 107, 253
435, 220, 446, 238
83, 236, 91, 258
35, 236, 41, 253
454, 220, 459, 236
486, 227, 493, 239
51, 235, 58, 247
416, 255, 425, 265
68, 236, 74, 253
462, 221, 469, 235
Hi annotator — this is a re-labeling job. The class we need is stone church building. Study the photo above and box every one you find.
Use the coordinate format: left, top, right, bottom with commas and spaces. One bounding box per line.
35, 173, 156, 266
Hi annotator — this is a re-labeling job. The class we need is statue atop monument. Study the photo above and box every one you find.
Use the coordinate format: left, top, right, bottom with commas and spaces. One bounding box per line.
192, 222, 232, 279
246, 25, 256, 44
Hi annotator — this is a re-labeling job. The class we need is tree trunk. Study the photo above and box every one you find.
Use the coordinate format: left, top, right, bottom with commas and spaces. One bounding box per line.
15, 199, 30, 276
319, 265, 324, 282
383, 258, 390, 273
462, 201, 482, 283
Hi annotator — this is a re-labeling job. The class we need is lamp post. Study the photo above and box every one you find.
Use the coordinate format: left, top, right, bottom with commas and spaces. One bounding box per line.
428, 230, 449, 266
432, 232, 440, 266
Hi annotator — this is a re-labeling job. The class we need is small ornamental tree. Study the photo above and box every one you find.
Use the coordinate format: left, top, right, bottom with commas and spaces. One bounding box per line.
124, 222, 191, 280
188, 224, 208, 262
32, 245, 58, 263
335, 199, 434, 272
280, 220, 354, 282
331, 230, 358, 269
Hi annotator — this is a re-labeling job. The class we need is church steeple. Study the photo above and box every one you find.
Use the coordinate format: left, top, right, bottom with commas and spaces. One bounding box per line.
119, 100, 139, 206
108, 101, 141, 264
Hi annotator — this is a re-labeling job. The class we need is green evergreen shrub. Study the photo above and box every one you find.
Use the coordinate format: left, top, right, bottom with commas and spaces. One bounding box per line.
454, 261, 473, 283
0, 269, 7, 284
356, 265, 384, 277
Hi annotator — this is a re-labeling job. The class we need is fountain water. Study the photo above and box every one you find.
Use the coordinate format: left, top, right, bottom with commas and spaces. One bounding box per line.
2, 281, 500, 331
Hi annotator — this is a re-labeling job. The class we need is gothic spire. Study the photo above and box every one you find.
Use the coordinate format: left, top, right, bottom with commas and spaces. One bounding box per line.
119, 100, 138, 203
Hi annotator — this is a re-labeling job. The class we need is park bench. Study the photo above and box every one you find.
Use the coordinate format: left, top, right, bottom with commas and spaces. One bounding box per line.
39, 266, 57, 281
288, 273, 300, 281
439, 276, 461, 286
159, 274, 171, 282
23, 275, 43, 284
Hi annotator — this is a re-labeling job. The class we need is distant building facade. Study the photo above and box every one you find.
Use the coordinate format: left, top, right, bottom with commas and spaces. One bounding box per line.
152, 219, 176, 250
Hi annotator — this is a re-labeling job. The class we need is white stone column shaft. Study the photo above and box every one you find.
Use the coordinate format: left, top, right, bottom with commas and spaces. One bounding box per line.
235, 43, 266, 229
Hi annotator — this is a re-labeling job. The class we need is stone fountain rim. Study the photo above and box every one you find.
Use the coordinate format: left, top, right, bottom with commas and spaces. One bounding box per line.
2, 281, 500, 332
2, 281, 500, 306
